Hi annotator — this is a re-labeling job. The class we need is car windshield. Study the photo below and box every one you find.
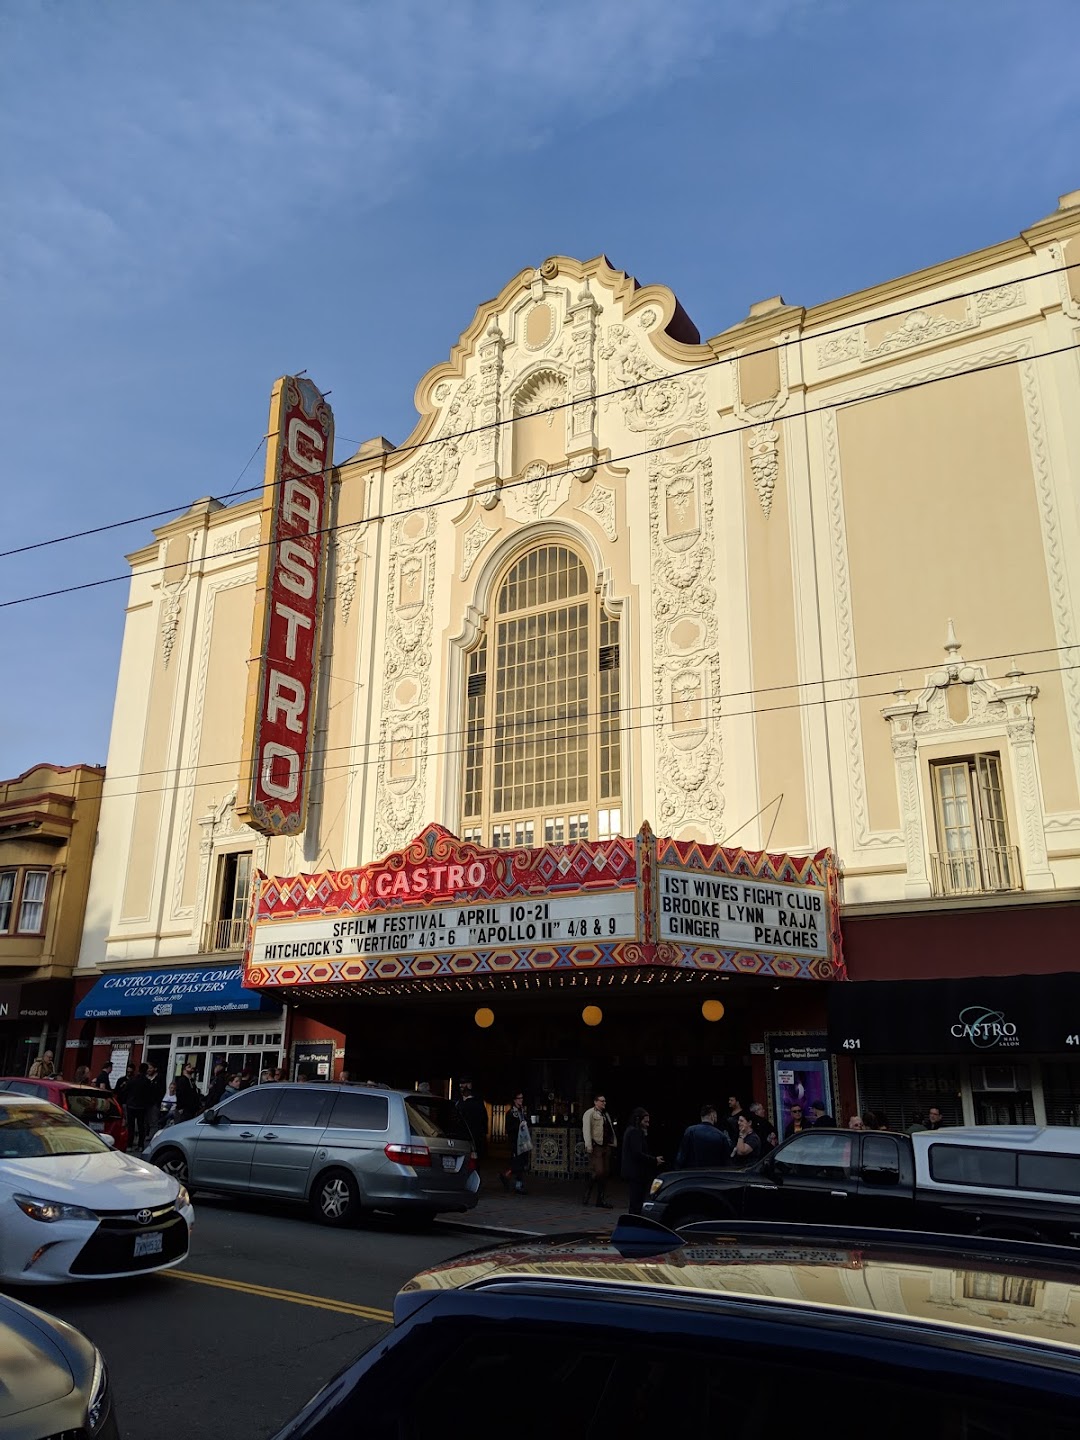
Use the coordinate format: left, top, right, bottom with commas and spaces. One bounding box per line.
0, 1103, 110, 1158
406, 1096, 471, 1141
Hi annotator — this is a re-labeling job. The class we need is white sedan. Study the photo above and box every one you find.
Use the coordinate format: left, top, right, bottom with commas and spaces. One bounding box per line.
0, 1094, 193, 1284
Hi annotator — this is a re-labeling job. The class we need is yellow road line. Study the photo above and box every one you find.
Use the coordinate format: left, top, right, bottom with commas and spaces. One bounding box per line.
169, 1268, 392, 1321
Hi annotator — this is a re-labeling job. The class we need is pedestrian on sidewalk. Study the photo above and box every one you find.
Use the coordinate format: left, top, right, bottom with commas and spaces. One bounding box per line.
676, 1103, 729, 1169
582, 1093, 617, 1208
205, 1063, 228, 1109
500, 1091, 532, 1194
622, 1108, 663, 1215
731, 1112, 762, 1167
456, 1079, 489, 1162
29, 1050, 56, 1079
174, 1064, 202, 1122
749, 1101, 778, 1151
123, 1062, 154, 1150
145, 1063, 165, 1139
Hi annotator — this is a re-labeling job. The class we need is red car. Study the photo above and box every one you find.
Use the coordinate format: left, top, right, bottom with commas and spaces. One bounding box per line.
0, 1078, 130, 1151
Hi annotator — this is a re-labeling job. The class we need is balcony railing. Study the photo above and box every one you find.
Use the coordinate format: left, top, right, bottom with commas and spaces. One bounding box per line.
201, 916, 248, 953
930, 845, 1021, 898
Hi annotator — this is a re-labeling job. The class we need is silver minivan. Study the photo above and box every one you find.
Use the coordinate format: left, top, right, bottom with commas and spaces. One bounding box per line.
143, 1083, 480, 1225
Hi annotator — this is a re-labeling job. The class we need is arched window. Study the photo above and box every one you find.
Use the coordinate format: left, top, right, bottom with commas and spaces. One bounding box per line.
462, 543, 621, 848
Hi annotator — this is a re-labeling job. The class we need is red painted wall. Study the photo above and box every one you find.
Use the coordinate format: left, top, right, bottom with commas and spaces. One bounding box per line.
842, 902, 1080, 982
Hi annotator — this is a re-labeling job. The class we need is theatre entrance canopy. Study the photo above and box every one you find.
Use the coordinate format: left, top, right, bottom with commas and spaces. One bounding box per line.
243, 824, 844, 1006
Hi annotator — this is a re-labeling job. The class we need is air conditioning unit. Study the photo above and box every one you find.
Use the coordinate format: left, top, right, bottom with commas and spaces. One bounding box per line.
973, 1065, 1020, 1092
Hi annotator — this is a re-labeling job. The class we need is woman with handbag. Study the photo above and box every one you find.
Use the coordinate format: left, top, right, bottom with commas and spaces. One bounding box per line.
500, 1090, 533, 1195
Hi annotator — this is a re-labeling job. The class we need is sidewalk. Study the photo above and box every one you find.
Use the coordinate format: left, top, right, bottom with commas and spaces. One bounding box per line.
437, 1164, 628, 1239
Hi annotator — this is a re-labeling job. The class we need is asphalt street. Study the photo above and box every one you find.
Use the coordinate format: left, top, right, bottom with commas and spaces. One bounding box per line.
4, 1195, 481, 1439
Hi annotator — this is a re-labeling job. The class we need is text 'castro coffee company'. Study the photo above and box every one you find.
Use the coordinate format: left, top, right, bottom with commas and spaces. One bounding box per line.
237, 375, 334, 836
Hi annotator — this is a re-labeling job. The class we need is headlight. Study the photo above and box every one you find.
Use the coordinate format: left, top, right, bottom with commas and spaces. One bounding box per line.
13, 1193, 98, 1223
649, 1177, 664, 1195
87, 1349, 110, 1434
176, 1183, 191, 1209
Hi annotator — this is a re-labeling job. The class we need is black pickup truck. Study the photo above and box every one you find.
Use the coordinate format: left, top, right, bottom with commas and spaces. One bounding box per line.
641, 1124, 1080, 1246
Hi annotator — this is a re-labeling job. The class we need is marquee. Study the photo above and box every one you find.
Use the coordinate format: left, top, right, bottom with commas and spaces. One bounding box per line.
243, 823, 844, 993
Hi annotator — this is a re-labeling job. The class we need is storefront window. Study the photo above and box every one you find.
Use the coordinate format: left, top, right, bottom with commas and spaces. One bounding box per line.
856, 1062, 964, 1130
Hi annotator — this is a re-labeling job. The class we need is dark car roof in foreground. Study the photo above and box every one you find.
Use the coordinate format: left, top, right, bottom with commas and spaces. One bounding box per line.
399, 1221, 1080, 1354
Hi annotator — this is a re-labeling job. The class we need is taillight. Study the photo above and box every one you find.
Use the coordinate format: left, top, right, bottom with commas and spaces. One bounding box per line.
466, 1155, 477, 1172
384, 1143, 431, 1167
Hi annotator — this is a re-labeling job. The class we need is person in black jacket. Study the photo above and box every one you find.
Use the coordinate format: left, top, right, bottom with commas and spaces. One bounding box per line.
622, 1107, 663, 1215
145, 1063, 166, 1139
810, 1101, 837, 1127
123, 1063, 155, 1150
675, 1104, 729, 1169
456, 1080, 489, 1162
174, 1064, 202, 1122
205, 1063, 229, 1110
500, 1091, 532, 1195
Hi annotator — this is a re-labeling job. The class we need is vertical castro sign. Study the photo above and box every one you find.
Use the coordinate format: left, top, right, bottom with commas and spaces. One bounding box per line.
237, 376, 334, 836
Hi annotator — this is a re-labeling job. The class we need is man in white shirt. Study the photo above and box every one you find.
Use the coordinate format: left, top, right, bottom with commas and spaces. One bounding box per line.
581, 1093, 617, 1209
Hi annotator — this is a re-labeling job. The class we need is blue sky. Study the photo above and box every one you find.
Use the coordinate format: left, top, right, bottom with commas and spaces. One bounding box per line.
1, 0, 1077, 777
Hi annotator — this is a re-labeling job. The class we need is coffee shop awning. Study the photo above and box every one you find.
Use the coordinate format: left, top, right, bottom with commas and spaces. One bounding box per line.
76, 964, 280, 1020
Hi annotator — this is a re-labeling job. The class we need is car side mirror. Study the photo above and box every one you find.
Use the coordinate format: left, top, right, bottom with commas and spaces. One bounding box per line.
202, 1109, 219, 1125
101, 1133, 116, 1149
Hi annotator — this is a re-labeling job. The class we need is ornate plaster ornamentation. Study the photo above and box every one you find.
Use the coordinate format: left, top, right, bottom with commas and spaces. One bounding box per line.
460, 514, 498, 580
817, 331, 861, 368
159, 583, 184, 667
336, 525, 365, 623
475, 321, 504, 481
567, 282, 600, 450
374, 512, 436, 857
817, 285, 1025, 367
882, 625, 1054, 893
649, 444, 723, 836
732, 346, 789, 519
394, 377, 477, 505
212, 530, 239, 555
867, 309, 973, 357
747, 422, 781, 519
513, 369, 566, 418
599, 324, 708, 435
1017, 356, 1080, 785
578, 481, 616, 540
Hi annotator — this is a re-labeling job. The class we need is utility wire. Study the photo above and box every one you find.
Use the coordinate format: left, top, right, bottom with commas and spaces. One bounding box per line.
82, 640, 1078, 792
1, 257, 1075, 564
3, 337, 1078, 612
83, 660, 1080, 807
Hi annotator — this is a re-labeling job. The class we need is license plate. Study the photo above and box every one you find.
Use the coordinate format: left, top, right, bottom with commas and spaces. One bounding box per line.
134, 1231, 163, 1257
441, 1156, 458, 1172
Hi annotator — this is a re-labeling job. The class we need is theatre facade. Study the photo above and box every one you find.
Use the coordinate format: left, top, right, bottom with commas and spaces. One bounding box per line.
74, 189, 1080, 1137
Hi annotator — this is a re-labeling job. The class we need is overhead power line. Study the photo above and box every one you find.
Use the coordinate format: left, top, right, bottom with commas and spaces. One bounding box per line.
0, 257, 1075, 564
2, 337, 1078, 612
83, 660, 1080, 807
85, 640, 1079, 792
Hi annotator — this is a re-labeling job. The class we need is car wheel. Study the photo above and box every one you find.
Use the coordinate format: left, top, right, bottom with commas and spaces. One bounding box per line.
155, 1147, 189, 1186
311, 1169, 360, 1226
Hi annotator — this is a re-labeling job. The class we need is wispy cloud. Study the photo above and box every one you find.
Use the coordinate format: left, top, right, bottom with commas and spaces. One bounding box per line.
0, 0, 810, 307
